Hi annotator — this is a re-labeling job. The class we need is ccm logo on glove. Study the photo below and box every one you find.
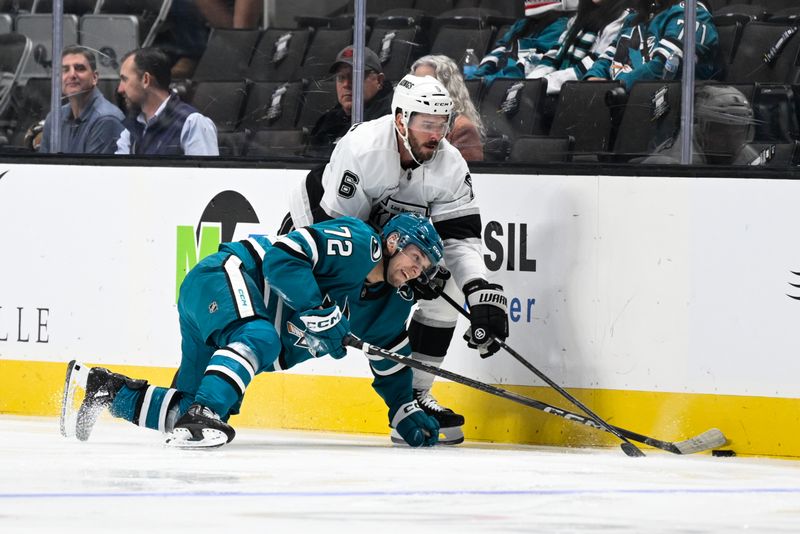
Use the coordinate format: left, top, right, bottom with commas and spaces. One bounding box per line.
301, 307, 342, 331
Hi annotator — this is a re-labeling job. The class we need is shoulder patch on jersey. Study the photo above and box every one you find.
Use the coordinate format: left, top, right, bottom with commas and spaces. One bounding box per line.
370, 235, 382, 263
398, 285, 415, 301
464, 172, 474, 200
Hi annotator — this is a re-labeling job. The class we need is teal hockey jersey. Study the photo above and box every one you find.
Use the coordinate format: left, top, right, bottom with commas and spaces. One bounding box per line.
220, 216, 416, 412
583, 2, 721, 89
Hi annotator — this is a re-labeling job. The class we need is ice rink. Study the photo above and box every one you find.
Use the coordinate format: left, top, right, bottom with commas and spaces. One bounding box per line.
1, 415, 799, 533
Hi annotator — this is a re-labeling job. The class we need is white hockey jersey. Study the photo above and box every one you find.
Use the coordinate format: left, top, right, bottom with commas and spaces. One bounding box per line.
289, 114, 486, 288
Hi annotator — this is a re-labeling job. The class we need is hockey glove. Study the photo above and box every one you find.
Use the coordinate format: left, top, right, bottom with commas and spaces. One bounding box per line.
462, 279, 509, 358
299, 305, 350, 359
391, 400, 440, 447
407, 266, 451, 301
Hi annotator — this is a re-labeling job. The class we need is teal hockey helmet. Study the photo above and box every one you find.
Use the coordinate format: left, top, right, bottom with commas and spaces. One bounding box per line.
381, 213, 444, 280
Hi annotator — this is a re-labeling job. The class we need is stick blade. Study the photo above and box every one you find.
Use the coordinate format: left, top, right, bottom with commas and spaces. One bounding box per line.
673, 428, 727, 455
621, 442, 646, 457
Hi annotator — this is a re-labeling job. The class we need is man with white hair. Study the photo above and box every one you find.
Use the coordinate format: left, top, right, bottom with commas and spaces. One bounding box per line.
286, 74, 509, 445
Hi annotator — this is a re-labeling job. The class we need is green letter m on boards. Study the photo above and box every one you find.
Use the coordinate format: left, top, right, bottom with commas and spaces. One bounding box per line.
176, 223, 221, 302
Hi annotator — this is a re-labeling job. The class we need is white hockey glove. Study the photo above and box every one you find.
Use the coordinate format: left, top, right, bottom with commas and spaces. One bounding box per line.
462, 279, 509, 358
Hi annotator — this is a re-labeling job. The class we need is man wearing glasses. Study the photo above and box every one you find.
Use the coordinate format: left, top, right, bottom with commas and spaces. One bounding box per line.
305, 45, 394, 158
287, 74, 509, 445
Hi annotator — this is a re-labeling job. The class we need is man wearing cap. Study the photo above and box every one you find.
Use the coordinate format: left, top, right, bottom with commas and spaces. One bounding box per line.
305, 45, 393, 158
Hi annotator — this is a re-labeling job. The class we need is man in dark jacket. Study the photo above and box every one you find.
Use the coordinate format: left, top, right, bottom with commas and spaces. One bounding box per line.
305, 46, 394, 158
115, 47, 218, 156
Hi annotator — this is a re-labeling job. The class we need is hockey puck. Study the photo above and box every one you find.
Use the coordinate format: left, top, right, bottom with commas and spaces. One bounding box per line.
711, 449, 736, 457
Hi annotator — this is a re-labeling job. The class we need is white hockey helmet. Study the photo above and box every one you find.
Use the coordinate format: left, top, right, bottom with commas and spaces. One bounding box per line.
392, 74, 453, 126
391, 74, 453, 165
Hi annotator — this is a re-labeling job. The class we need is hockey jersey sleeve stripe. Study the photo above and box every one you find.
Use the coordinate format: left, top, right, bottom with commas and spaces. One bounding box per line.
294, 227, 320, 267
654, 36, 682, 60
433, 213, 482, 241
245, 237, 268, 260
273, 239, 313, 266
240, 238, 266, 274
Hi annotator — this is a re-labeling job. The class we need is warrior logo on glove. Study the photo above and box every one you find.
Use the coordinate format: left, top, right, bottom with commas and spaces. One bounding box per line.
463, 279, 509, 358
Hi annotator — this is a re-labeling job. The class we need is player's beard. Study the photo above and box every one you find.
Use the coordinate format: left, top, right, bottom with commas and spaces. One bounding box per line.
408, 134, 438, 163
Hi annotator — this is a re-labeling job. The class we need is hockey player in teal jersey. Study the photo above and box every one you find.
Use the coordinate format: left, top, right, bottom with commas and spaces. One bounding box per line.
582, 0, 721, 90
60, 214, 444, 448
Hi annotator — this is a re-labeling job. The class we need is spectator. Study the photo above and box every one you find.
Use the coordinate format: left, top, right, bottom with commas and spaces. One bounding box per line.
156, 0, 263, 79
195, 0, 263, 29
412, 55, 485, 161
39, 45, 125, 154
115, 47, 219, 156
527, 0, 630, 95
639, 85, 760, 165
153, 0, 212, 80
305, 46, 394, 158
583, 0, 721, 91
472, 0, 578, 81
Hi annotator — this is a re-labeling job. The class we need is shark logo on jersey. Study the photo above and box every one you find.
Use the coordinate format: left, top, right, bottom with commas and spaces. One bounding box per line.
397, 285, 414, 301
288, 294, 351, 352
370, 236, 382, 262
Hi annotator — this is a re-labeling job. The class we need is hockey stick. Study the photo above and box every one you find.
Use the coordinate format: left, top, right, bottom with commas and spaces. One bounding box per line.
435, 291, 646, 457
345, 335, 725, 455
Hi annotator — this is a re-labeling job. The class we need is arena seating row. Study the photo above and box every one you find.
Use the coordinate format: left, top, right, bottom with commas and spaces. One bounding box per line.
3, 0, 800, 164
193, 77, 800, 163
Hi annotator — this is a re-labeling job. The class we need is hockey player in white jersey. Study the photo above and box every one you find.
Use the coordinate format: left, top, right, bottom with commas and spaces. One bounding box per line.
287, 74, 509, 444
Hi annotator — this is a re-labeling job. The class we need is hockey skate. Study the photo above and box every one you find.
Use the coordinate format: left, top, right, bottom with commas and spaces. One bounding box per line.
60, 360, 141, 441
165, 404, 235, 449
391, 389, 465, 445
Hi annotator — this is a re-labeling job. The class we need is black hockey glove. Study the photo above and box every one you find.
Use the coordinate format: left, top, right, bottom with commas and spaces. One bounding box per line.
462, 279, 509, 358
407, 266, 451, 301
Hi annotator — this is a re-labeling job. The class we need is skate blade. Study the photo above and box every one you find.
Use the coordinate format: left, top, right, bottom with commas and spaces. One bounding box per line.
390, 426, 464, 446
165, 427, 229, 449
60, 360, 89, 438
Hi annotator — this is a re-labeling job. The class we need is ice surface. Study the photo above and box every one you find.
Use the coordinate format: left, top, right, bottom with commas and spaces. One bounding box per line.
1, 415, 799, 533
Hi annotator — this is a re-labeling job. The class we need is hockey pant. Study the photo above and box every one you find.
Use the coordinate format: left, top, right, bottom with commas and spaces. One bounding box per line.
109, 251, 283, 433
408, 273, 462, 391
